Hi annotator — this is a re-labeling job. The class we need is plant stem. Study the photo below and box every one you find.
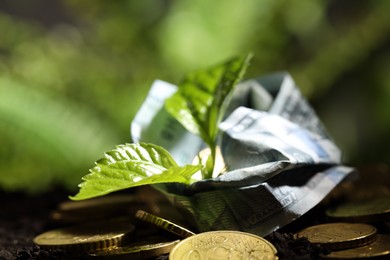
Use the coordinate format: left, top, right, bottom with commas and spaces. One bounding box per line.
202, 142, 216, 179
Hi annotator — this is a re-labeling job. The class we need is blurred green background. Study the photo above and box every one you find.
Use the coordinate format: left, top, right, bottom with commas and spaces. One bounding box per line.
0, 0, 389, 194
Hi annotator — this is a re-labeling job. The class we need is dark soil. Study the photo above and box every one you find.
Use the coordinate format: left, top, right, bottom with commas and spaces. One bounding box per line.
0, 188, 90, 260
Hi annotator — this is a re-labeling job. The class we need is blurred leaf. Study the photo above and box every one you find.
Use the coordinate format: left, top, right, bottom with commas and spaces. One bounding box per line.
0, 78, 119, 191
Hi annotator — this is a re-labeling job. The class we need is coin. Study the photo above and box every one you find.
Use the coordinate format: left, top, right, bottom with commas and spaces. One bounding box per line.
33, 218, 135, 252
50, 209, 124, 225
321, 234, 390, 259
51, 194, 142, 224
326, 195, 390, 222
135, 210, 195, 238
169, 230, 278, 260
58, 194, 137, 212
296, 223, 377, 250
90, 235, 180, 259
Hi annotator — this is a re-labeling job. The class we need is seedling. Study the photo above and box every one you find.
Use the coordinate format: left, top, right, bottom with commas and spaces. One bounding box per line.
71, 53, 252, 200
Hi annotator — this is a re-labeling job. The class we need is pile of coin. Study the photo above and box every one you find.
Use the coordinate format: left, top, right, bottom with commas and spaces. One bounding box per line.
296, 194, 390, 259
33, 186, 390, 259
33, 187, 279, 259
34, 217, 136, 253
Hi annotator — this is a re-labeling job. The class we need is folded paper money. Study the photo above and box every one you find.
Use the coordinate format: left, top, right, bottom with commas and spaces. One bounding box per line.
131, 72, 355, 236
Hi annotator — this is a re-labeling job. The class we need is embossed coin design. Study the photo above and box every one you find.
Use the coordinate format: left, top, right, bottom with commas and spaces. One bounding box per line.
321, 234, 390, 259
90, 235, 180, 259
326, 195, 390, 222
297, 223, 377, 250
135, 210, 195, 238
33, 219, 135, 252
169, 230, 278, 260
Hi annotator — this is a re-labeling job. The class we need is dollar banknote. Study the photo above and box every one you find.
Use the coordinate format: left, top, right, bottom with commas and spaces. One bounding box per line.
131, 72, 354, 236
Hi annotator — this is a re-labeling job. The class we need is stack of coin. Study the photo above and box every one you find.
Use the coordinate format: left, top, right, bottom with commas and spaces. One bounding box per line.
50, 187, 187, 226
33, 217, 136, 252
35, 210, 280, 259
35, 188, 280, 259
50, 193, 141, 224
302, 195, 390, 259
326, 195, 390, 223
322, 234, 390, 259
35, 189, 199, 259
297, 222, 390, 258
90, 235, 181, 259
89, 210, 197, 259
296, 223, 378, 250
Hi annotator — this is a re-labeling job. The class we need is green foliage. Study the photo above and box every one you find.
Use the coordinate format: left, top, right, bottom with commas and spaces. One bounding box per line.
70, 143, 201, 200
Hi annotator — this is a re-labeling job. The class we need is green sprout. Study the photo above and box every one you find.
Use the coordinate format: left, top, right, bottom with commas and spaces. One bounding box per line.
71, 53, 252, 200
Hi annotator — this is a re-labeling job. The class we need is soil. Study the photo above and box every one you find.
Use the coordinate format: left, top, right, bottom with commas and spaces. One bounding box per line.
0, 188, 91, 259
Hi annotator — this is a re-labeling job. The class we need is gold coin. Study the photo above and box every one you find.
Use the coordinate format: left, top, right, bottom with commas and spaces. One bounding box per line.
90, 235, 180, 259
135, 210, 195, 238
326, 195, 390, 222
297, 223, 377, 250
33, 218, 135, 252
321, 234, 390, 259
169, 230, 278, 260
52, 194, 141, 224
58, 194, 138, 213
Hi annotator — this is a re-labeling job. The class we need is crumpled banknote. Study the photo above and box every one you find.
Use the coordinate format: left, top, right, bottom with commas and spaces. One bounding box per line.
131, 72, 355, 236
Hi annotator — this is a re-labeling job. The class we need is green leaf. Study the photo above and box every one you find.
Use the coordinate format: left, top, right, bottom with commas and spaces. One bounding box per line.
70, 142, 201, 200
165, 53, 253, 146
